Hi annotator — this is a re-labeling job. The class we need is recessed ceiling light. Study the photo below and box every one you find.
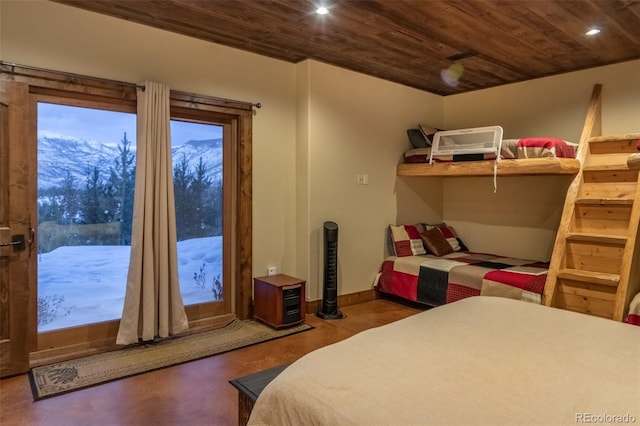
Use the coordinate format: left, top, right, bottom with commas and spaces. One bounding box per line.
585, 28, 601, 36
316, 6, 329, 15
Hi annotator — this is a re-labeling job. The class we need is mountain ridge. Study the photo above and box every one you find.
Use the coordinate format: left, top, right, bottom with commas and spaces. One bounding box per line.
38, 135, 223, 189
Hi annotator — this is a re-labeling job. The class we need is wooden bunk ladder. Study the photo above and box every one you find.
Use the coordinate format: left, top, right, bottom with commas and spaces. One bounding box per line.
544, 84, 640, 321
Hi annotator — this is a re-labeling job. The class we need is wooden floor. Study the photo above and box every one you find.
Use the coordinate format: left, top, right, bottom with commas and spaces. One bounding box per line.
0, 299, 422, 426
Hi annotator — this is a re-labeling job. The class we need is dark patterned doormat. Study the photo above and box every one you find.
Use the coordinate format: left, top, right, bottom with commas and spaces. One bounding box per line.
29, 320, 312, 400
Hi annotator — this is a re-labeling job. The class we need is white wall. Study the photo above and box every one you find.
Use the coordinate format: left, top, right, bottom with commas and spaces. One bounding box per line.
443, 60, 640, 141
442, 175, 572, 261
303, 61, 442, 298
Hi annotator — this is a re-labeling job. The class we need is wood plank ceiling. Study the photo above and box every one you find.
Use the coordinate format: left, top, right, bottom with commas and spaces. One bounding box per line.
53, 0, 640, 95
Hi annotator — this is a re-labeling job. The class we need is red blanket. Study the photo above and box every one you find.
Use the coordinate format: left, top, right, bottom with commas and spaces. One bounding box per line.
517, 138, 575, 158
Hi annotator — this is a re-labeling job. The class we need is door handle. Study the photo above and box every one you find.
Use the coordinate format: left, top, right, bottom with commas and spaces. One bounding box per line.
0, 240, 21, 247
0, 235, 25, 250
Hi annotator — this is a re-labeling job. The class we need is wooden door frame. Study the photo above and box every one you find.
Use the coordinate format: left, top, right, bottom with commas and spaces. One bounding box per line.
0, 79, 34, 377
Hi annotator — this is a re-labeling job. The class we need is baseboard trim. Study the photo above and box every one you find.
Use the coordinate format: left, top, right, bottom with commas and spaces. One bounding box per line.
306, 289, 377, 315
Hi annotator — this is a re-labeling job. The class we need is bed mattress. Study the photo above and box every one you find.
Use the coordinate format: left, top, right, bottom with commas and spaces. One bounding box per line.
248, 297, 640, 426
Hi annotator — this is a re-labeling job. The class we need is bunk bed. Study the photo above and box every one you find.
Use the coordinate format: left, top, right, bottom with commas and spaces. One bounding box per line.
390, 84, 640, 323
382, 107, 584, 308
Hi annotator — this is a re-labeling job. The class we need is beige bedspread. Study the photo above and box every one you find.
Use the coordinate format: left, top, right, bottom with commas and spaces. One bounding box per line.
248, 297, 640, 426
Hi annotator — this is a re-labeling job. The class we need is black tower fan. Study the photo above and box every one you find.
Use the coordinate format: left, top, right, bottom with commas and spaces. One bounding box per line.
317, 221, 344, 319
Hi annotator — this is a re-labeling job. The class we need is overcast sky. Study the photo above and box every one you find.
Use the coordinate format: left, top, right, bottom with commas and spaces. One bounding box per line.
37, 102, 222, 146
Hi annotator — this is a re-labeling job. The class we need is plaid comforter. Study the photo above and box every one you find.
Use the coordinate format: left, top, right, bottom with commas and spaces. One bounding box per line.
376, 252, 548, 306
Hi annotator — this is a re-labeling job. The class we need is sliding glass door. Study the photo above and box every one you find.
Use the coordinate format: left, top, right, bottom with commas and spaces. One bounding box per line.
37, 101, 136, 332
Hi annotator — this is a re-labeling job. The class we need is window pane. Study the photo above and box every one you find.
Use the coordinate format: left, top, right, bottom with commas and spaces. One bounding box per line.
170, 120, 224, 306
37, 103, 136, 332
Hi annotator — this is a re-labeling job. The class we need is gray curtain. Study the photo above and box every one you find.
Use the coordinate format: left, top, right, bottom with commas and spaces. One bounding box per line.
116, 81, 189, 345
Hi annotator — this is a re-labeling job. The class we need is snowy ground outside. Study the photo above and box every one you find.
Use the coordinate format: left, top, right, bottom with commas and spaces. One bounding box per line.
37, 236, 222, 332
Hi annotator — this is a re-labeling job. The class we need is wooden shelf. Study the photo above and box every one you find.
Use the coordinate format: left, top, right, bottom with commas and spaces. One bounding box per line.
396, 157, 580, 177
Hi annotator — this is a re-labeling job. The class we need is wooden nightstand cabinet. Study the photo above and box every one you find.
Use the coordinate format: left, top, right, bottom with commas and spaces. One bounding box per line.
253, 274, 306, 329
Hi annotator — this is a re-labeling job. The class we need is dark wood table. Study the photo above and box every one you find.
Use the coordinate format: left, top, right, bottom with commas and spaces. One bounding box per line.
229, 363, 291, 425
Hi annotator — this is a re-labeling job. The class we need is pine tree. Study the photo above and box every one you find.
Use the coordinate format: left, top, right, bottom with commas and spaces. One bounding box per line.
109, 132, 136, 244
209, 178, 223, 237
60, 171, 80, 224
101, 178, 118, 223
190, 157, 213, 237
173, 155, 193, 241
83, 166, 104, 224
37, 192, 64, 224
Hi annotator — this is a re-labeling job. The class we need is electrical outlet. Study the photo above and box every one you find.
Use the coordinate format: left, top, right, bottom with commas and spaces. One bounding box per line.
267, 266, 277, 276
356, 173, 369, 185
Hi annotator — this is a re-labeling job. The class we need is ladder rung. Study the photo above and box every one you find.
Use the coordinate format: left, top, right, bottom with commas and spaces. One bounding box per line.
557, 269, 620, 287
566, 232, 627, 245
582, 164, 631, 172
574, 198, 634, 206
588, 133, 640, 143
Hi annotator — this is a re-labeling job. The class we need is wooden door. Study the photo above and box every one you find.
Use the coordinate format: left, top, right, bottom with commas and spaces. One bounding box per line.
0, 79, 32, 377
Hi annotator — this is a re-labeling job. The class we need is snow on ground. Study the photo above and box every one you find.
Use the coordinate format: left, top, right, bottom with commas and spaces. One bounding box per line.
37, 236, 222, 332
